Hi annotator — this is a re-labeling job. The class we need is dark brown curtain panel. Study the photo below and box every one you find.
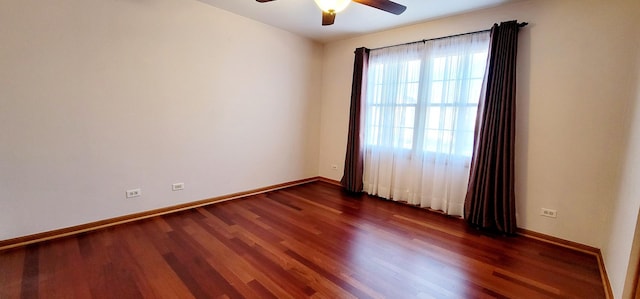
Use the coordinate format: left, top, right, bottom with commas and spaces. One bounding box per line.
340, 47, 370, 192
464, 21, 521, 234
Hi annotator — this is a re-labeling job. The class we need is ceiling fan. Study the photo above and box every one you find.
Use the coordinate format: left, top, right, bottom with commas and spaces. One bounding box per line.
256, 0, 407, 26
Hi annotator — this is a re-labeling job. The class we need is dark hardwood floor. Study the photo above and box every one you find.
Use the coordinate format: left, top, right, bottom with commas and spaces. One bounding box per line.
0, 181, 605, 298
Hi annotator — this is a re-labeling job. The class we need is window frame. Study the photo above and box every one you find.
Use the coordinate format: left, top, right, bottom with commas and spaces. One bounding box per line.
364, 45, 488, 159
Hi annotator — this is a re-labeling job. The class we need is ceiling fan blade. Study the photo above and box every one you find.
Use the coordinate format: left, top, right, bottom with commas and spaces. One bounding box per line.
322, 11, 336, 26
352, 0, 407, 15
256, 0, 275, 2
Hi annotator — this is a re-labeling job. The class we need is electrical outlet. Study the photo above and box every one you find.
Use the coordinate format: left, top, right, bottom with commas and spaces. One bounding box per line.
172, 182, 184, 191
126, 188, 141, 198
540, 208, 557, 218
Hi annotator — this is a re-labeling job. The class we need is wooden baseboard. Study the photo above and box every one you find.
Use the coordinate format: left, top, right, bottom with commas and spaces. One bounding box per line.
0, 177, 321, 252
317, 176, 341, 186
517, 228, 599, 254
517, 228, 613, 299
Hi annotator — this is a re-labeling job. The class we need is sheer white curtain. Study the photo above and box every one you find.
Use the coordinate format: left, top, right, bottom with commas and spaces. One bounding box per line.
362, 32, 490, 217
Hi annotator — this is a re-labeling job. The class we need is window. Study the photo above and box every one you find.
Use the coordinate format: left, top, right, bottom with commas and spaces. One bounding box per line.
365, 37, 489, 157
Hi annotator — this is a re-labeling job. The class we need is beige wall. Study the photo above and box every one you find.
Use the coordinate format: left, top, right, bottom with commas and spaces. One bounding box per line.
0, 0, 322, 240
604, 32, 640, 298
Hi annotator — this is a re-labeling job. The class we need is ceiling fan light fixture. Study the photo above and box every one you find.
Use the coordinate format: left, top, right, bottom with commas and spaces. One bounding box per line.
313, 0, 351, 13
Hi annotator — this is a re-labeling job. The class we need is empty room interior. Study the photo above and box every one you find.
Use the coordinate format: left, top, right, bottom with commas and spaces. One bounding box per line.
2, 0, 640, 298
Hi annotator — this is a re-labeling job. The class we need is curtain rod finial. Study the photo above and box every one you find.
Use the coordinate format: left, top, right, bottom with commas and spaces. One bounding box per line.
518, 22, 528, 28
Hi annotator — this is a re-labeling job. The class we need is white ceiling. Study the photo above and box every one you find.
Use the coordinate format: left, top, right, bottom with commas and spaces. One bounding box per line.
197, 0, 519, 43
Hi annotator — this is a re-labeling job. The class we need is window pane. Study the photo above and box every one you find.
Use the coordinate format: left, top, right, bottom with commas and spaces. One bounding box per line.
406, 82, 419, 104
471, 52, 488, 78
442, 130, 453, 153
395, 106, 416, 127
432, 58, 445, 80
424, 129, 439, 152
443, 107, 455, 131
427, 107, 440, 130
445, 80, 458, 104
372, 85, 382, 104
403, 107, 415, 127
408, 60, 421, 81
393, 106, 415, 149
366, 106, 381, 145
373, 64, 384, 83
430, 81, 442, 104
447, 56, 460, 80
461, 106, 478, 132
457, 131, 474, 156
400, 128, 413, 149
469, 79, 482, 104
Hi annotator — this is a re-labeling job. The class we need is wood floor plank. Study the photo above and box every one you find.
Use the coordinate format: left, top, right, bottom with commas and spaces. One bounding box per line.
0, 248, 24, 298
37, 238, 92, 299
124, 223, 195, 298
0, 181, 606, 298
19, 244, 39, 299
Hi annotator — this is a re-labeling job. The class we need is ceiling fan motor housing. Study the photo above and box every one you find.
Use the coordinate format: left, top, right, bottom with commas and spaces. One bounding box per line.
313, 0, 351, 13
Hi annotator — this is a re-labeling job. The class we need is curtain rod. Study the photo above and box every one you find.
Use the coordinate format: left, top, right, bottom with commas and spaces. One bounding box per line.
371, 22, 528, 51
